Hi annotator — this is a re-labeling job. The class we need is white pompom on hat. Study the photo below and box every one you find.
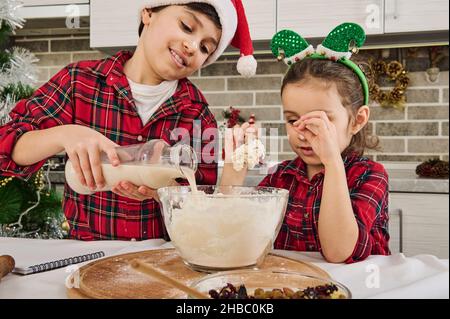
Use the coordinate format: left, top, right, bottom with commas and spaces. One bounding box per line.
141, 0, 257, 77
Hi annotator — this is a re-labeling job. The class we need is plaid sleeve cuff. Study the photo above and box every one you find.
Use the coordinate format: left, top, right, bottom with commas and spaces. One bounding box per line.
0, 122, 46, 180
258, 175, 271, 187
344, 220, 373, 264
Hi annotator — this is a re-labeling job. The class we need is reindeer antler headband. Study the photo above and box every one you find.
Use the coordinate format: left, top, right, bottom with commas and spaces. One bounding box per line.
271, 23, 369, 105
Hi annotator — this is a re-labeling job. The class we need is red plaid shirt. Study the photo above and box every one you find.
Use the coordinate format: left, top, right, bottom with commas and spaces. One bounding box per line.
0, 51, 218, 240
259, 153, 390, 263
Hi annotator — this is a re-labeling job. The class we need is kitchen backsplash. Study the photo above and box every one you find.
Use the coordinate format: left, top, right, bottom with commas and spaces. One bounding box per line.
13, 32, 449, 163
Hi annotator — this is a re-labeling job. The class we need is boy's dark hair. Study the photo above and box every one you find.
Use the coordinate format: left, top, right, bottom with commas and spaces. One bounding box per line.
281, 59, 380, 157
138, 3, 222, 37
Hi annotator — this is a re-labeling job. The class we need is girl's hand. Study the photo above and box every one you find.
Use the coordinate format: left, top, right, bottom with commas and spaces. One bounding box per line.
220, 122, 258, 186
61, 125, 120, 192
223, 122, 258, 167
293, 111, 342, 165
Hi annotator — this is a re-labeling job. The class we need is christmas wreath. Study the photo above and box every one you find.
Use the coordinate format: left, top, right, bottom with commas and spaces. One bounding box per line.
364, 59, 410, 110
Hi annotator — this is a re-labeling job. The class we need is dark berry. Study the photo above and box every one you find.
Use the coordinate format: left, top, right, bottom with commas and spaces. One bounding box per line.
237, 285, 248, 299
209, 289, 220, 299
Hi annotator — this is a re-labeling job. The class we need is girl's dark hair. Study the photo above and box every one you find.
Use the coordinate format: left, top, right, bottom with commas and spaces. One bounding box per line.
281, 58, 379, 157
138, 3, 222, 37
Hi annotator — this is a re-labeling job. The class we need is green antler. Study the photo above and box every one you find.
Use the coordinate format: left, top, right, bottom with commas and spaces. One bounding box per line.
271, 30, 309, 58
317, 23, 369, 105
321, 23, 366, 54
271, 30, 314, 65
269, 23, 369, 106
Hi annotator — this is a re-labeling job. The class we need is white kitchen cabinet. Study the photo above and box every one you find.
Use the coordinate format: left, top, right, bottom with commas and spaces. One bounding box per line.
19, 0, 89, 19
21, 0, 89, 5
89, 0, 448, 50
385, 0, 449, 33
242, 0, 276, 41
390, 193, 449, 258
277, 0, 384, 38
90, 0, 276, 48
90, 0, 142, 48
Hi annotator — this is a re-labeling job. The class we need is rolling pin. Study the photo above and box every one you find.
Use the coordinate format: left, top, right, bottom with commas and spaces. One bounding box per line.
0, 255, 15, 282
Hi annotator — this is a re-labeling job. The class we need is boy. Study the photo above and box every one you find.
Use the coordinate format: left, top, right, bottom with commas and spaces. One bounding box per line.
0, 0, 257, 240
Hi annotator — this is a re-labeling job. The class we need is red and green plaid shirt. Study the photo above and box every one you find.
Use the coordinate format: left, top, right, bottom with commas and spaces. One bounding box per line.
259, 153, 390, 263
0, 51, 218, 240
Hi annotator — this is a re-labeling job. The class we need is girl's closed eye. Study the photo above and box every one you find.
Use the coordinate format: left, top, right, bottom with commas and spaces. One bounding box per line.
200, 43, 210, 54
286, 119, 298, 125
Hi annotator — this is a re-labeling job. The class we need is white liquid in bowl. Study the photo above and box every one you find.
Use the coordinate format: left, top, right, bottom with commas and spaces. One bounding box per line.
168, 193, 285, 269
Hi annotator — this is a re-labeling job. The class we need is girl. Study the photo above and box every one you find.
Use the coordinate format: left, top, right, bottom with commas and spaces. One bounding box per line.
221, 25, 390, 263
0, 0, 257, 240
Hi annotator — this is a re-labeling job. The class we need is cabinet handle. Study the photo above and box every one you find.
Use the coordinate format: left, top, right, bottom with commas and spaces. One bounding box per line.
393, 0, 398, 20
390, 208, 403, 253
398, 208, 403, 253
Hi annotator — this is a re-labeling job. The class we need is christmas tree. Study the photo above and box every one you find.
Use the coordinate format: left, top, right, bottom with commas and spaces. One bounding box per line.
0, 0, 66, 239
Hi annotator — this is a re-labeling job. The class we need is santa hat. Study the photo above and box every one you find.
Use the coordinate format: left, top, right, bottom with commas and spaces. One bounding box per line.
141, 0, 257, 77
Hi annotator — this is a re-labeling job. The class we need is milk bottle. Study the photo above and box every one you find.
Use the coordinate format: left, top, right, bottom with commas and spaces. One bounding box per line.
65, 139, 197, 195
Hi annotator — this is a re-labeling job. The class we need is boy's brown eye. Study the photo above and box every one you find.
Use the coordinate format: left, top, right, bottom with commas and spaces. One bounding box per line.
181, 21, 192, 33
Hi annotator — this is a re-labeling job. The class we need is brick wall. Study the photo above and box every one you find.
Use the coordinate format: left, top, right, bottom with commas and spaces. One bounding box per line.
13, 31, 449, 163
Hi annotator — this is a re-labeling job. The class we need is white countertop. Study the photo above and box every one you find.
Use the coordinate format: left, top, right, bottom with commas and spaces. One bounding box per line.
0, 238, 448, 299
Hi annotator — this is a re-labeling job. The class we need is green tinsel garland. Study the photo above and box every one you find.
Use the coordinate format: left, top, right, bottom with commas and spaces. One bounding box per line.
0, 23, 12, 45
0, 50, 11, 66
0, 82, 35, 101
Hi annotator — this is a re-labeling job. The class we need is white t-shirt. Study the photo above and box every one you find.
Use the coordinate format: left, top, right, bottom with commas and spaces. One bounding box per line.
127, 77, 178, 125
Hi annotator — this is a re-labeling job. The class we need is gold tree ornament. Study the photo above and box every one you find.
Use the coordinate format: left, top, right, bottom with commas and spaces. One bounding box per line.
364, 58, 410, 110
0, 177, 14, 188
61, 219, 70, 231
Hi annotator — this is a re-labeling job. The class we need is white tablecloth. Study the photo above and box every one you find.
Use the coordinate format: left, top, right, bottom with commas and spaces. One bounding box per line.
0, 238, 448, 299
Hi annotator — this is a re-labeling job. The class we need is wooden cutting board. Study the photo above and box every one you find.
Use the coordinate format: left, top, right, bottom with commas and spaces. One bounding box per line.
66, 248, 329, 299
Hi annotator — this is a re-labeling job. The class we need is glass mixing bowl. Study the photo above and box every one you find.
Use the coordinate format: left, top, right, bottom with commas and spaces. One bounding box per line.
157, 186, 289, 272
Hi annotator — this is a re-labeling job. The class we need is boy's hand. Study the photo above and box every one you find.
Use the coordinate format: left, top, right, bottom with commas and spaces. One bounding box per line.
293, 111, 342, 166
61, 125, 120, 191
112, 180, 180, 202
